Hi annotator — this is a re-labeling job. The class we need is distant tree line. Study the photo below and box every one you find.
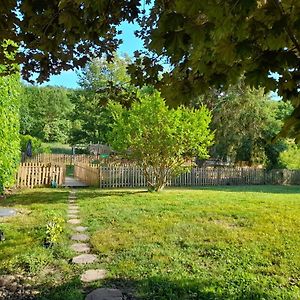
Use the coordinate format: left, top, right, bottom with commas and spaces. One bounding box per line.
18, 54, 296, 170
1, 52, 299, 193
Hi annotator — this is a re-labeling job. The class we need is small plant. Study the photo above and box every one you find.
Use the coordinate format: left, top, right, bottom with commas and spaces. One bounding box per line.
18, 248, 52, 274
44, 216, 64, 248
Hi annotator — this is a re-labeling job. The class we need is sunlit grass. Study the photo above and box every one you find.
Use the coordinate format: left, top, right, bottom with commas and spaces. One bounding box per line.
1, 186, 299, 299
0, 188, 83, 299
78, 186, 300, 299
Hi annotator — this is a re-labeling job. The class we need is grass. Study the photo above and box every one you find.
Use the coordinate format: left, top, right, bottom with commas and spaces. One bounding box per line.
0, 188, 83, 299
76, 186, 300, 300
43, 142, 72, 154
0, 186, 299, 299
66, 165, 74, 177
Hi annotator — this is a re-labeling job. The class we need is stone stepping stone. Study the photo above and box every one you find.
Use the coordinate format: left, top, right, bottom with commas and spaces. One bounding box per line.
68, 209, 79, 214
69, 205, 79, 210
0, 208, 16, 217
68, 219, 81, 224
81, 269, 107, 283
69, 200, 76, 203
68, 205, 79, 208
70, 243, 90, 253
85, 288, 122, 300
68, 214, 78, 219
71, 233, 89, 241
73, 226, 88, 232
72, 254, 98, 264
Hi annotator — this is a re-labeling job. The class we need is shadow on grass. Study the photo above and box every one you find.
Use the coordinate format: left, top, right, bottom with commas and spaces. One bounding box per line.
0, 187, 147, 208
76, 188, 149, 201
37, 275, 282, 300
37, 277, 84, 300
1, 184, 299, 208
184, 184, 300, 194
0, 189, 70, 207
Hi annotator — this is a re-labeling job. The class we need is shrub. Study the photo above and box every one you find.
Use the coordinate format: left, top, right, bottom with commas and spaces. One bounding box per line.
108, 89, 213, 191
20, 134, 51, 156
279, 140, 300, 169
0, 41, 21, 193
44, 215, 65, 247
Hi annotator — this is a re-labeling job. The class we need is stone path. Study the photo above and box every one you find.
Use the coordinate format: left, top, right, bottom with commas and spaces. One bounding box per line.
85, 288, 122, 300
67, 190, 122, 300
63, 177, 88, 187
0, 208, 16, 217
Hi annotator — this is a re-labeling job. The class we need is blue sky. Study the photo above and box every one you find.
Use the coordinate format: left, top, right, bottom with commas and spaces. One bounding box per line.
41, 21, 144, 89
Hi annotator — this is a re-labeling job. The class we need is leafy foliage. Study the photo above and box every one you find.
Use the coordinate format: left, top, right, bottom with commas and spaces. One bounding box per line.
0, 43, 20, 193
20, 135, 51, 155
0, 0, 141, 82
20, 86, 73, 143
130, 1, 300, 139
194, 83, 293, 167
44, 216, 65, 247
108, 89, 214, 191
1, 1, 299, 140
70, 55, 137, 144
279, 140, 300, 169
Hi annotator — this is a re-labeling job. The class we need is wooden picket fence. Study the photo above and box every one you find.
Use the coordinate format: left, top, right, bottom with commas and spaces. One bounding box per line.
74, 163, 100, 186
16, 163, 65, 188
19, 159, 300, 189
100, 167, 300, 188
71, 164, 300, 188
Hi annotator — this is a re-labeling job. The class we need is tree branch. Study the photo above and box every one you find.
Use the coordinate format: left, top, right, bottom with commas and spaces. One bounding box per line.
273, 0, 300, 57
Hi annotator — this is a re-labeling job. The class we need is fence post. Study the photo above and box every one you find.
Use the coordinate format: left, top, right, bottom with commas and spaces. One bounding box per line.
99, 166, 102, 188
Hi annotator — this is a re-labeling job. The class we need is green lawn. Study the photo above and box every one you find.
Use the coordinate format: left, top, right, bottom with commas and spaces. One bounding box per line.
0, 189, 83, 299
0, 186, 300, 299
77, 186, 300, 300
43, 142, 72, 154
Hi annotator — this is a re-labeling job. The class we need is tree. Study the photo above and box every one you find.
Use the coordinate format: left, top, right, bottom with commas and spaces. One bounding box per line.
129, 1, 300, 139
2, 1, 300, 139
70, 55, 137, 145
20, 86, 73, 143
108, 89, 214, 191
194, 82, 293, 167
0, 42, 20, 193
279, 140, 300, 169
0, 0, 140, 82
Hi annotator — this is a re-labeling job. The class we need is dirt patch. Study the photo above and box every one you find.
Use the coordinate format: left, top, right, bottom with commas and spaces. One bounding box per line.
0, 274, 39, 300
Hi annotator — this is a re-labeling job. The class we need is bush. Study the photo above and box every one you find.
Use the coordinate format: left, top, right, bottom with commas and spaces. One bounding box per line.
108, 89, 214, 191
279, 140, 300, 169
44, 216, 65, 247
20, 134, 51, 156
0, 42, 21, 193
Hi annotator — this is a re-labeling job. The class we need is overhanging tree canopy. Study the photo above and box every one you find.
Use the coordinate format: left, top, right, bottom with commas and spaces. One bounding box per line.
1, 1, 300, 137
0, 0, 140, 82
130, 0, 300, 139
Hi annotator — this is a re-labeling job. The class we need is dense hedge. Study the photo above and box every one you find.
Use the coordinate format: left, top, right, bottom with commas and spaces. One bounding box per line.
0, 72, 21, 193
